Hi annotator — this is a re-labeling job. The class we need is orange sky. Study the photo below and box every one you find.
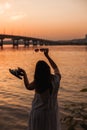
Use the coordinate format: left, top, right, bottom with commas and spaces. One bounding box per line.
0, 0, 87, 40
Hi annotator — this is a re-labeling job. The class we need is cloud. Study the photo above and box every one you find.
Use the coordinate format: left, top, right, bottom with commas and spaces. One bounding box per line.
4, 2, 11, 9
10, 14, 26, 21
0, 1, 26, 21
0, 2, 11, 14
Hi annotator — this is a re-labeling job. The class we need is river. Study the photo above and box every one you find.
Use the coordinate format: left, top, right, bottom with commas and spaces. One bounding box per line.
0, 45, 87, 130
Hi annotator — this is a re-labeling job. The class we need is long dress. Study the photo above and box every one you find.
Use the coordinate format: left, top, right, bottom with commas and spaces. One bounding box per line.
28, 73, 61, 130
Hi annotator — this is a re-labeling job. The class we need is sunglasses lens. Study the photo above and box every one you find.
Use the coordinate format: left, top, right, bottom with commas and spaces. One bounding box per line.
34, 49, 39, 52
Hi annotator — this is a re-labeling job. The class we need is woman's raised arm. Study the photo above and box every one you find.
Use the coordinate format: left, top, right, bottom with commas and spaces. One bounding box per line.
44, 49, 61, 79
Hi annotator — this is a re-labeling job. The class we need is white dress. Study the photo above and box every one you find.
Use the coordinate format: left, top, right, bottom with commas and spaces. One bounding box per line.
28, 73, 61, 130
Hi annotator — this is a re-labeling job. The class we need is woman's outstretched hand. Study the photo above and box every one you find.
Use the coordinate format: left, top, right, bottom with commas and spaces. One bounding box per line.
18, 67, 26, 76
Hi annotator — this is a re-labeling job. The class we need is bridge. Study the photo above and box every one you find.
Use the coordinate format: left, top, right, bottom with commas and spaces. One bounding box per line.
0, 34, 53, 48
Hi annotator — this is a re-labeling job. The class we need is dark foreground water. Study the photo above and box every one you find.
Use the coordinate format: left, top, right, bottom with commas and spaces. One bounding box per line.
0, 45, 87, 130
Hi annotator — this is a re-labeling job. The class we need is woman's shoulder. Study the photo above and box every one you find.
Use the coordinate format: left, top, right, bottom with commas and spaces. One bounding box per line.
51, 74, 61, 82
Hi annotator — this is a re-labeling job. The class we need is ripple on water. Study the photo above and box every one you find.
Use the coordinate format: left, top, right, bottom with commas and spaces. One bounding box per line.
0, 104, 30, 130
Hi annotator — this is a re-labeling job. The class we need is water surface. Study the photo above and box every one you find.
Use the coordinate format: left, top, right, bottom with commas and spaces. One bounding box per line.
0, 45, 87, 130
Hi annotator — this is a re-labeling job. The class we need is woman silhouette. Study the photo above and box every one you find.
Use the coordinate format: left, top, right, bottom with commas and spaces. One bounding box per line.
18, 48, 61, 130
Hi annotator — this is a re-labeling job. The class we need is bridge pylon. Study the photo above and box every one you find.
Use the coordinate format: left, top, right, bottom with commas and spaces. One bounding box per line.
12, 39, 19, 48
24, 40, 29, 48
0, 39, 4, 49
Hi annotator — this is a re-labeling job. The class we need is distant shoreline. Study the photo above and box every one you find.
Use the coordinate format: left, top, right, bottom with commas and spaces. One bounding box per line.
2, 42, 87, 46
0, 45, 87, 52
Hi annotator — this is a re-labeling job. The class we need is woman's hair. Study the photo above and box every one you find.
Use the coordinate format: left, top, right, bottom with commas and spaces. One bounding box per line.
34, 60, 53, 94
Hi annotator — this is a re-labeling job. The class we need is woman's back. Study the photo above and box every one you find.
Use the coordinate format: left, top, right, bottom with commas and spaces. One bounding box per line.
28, 74, 61, 130
32, 74, 59, 111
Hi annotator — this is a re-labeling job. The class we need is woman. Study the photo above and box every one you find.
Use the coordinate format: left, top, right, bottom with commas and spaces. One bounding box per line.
18, 48, 61, 130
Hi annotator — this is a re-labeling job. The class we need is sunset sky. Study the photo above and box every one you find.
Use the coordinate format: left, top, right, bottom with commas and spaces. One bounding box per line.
0, 0, 87, 40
